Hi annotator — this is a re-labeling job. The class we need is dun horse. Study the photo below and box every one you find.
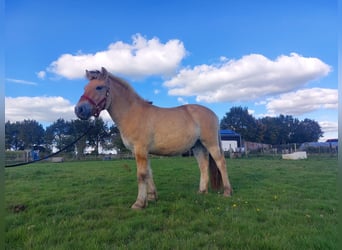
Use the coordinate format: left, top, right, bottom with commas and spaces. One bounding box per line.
75, 67, 232, 209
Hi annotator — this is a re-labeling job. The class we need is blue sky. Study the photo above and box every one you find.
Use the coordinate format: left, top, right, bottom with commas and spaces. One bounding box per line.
5, 0, 338, 141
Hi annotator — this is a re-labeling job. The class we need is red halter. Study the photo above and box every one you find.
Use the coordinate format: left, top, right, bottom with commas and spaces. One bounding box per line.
80, 90, 109, 117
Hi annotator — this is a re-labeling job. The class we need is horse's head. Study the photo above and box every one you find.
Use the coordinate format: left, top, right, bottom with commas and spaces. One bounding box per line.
75, 67, 110, 120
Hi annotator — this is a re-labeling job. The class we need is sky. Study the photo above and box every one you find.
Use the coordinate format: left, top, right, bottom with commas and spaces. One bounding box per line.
5, 0, 338, 141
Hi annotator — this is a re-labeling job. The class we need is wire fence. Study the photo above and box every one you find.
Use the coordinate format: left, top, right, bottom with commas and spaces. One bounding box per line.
5, 150, 135, 167
5, 140, 338, 166
242, 141, 338, 158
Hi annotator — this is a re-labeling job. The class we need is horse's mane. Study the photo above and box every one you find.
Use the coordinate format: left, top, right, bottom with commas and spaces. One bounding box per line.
108, 73, 151, 104
108, 74, 137, 95
86, 69, 150, 104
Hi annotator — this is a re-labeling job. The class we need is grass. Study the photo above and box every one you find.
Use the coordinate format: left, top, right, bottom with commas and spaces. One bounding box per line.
5, 156, 338, 249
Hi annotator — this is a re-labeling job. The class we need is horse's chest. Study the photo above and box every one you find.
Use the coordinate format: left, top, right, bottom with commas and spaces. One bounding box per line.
121, 134, 134, 151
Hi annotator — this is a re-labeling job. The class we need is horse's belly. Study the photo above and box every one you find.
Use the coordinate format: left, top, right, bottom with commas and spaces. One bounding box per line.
149, 133, 198, 156
150, 144, 194, 156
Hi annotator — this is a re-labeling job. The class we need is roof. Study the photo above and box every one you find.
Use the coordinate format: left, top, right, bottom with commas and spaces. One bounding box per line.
220, 129, 240, 136
299, 141, 338, 149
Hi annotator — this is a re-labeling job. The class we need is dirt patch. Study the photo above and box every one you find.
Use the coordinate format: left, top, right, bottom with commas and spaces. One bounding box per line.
10, 204, 27, 213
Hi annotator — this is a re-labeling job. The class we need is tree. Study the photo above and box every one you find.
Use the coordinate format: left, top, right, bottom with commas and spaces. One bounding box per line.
259, 116, 281, 145
70, 119, 91, 158
5, 121, 21, 150
254, 119, 267, 143
86, 118, 109, 155
260, 116, 322, 144
20, 120, 45, 148
260, 115, 299, 145
108, 124, 131, 154
220, 106, 323, 145
292, 118, 323, 143
5, 120, 45, 150
220, 106, 257, 141
45, 118, 73, 152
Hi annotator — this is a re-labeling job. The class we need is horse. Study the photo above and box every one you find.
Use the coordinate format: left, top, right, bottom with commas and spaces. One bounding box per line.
75, 67, 232, 209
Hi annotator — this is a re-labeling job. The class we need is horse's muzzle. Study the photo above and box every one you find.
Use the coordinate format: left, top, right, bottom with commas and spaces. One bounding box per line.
75, 103, 92, 120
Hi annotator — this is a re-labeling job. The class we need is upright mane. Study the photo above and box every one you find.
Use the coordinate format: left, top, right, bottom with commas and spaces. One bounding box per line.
108, 73, 149, 104
108, 74, 138, 96
86, 67, 146, 103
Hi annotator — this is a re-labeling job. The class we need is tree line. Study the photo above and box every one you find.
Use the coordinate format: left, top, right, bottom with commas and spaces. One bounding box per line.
5, 106, 323, 154
220, 106, 323, 145
5, 118, 129, 157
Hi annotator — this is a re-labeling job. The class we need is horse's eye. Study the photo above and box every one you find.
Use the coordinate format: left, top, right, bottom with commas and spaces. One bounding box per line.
96, 86, 103, 91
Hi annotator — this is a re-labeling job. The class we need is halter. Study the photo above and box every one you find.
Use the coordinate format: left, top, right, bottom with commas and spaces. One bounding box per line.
80, 89, 109, 117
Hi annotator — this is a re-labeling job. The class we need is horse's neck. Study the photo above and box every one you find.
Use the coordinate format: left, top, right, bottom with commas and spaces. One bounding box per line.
107, 77, 145, 125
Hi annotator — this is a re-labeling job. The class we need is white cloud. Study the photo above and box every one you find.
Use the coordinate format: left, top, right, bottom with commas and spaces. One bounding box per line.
46, 34, 186, 79
5, 96, 75, 123
5, 96, 115, 125
98, 110, 114, 125
164, 53, 331, 103
248, 109, 255, 115
255, 100, 267, 106
319, 121, 338, 133
177, 97, 188, 104
6, 78, 38, 85
265, 88, 338, 115
36, 71, 46, 79
319, 121, 338, 141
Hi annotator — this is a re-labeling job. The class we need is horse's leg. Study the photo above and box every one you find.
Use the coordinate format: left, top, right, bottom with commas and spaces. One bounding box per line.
132, 152, 149, 209
206, 146, 233, 196
146, 160, 158, 201
193, 143, 209, 194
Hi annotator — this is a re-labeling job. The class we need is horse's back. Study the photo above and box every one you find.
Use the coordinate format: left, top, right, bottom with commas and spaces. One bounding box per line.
150, 104, 218, 129
145, 104, 219, 155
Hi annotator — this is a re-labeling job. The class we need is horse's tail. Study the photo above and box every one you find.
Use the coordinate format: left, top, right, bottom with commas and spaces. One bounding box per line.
209, 154, 223, 191
209, 132, 224, 191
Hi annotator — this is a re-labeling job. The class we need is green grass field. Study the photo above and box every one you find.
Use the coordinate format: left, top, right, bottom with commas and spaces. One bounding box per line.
5, 156, 338, 249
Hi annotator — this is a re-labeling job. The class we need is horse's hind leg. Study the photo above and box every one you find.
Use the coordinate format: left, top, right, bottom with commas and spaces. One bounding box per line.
193, 143, 209, 194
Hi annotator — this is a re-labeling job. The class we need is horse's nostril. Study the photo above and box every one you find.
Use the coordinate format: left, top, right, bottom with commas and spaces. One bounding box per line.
77, 106, 83, 114
75, 104, 91, 120
75, 106, 81, 115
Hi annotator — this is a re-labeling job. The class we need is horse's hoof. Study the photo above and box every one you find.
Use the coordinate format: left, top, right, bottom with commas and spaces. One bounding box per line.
131, 204, 143, 210
131, 201, 146, 209
198, 190, 208, 194
147, 191, 158, 201
223, 187, 233, 197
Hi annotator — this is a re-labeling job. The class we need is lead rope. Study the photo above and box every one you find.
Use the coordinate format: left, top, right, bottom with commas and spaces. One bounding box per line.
5, 124, 93, 168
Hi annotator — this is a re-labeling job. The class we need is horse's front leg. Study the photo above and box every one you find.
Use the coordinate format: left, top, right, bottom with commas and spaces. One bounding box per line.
147, 161, 158, 202
132, 152, 149, 209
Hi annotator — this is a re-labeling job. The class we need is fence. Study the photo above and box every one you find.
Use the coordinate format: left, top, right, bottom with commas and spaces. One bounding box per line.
5, 150, 30, 166
5, 150, 136, 166
243, 141, 338, 157
5, 140, 338, 166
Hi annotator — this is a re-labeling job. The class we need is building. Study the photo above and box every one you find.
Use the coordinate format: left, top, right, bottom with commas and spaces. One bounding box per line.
182, 129, 241, 156
220, 130, 241, 152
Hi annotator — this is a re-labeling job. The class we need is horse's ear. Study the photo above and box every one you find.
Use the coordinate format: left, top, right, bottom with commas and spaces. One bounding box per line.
86, 69, 102, 80
85, 70, 91, 80
101, 67, 108, 78
100, 67, 110, 85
